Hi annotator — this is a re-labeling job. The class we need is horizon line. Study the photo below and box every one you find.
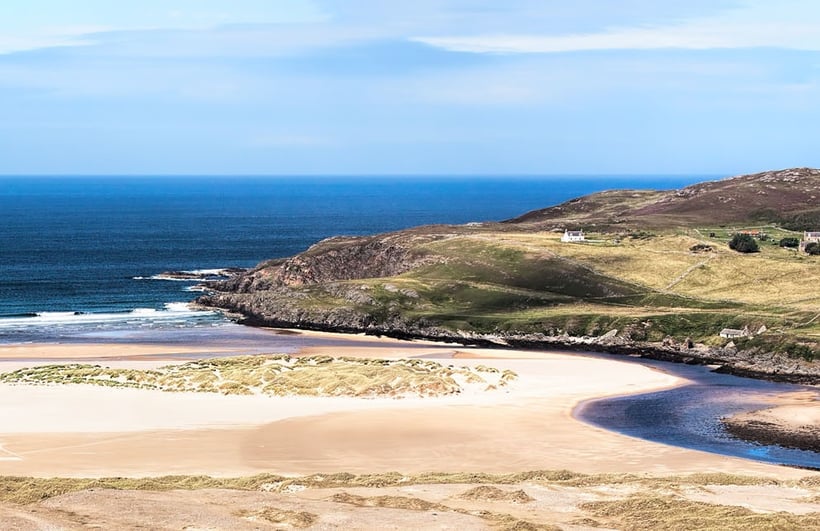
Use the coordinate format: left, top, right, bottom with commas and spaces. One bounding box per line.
0, 172, 729, 178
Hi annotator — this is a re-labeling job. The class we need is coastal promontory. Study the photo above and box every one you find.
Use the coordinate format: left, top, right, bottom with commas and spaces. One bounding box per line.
199, 168, 820, 384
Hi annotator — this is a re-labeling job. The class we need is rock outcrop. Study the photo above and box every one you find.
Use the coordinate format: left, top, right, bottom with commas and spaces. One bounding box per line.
212, 232, 445, 293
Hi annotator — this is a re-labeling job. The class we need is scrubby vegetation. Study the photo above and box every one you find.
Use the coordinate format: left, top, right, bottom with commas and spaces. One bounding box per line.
780, 237, 800, 248
689, 243, 713, 253
0, 356, 516, 398
580, 495, 820, 530
728, 233, 759, 253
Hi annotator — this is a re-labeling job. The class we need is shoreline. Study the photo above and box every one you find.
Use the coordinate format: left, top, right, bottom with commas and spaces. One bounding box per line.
204, 309, 820, 386
2, 337, 815, 479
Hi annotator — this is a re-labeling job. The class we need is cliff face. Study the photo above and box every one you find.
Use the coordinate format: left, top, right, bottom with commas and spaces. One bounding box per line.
198, 169, 820, 385
214, 232, 447, 293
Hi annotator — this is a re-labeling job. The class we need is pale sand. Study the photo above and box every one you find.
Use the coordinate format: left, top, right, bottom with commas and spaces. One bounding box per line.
0, 339, 815, 479
0, 342, 235, 360
724, 390, 819, 451
750, 391, 820, 428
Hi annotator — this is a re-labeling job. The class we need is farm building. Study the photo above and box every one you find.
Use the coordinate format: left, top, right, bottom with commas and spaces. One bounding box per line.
561, 230, 585, 243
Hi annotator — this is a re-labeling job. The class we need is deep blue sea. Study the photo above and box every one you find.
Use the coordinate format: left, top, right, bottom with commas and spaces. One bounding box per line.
0, 175, 707, 342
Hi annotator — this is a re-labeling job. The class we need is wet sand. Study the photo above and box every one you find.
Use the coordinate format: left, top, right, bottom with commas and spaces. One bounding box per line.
0, 342, 235, 361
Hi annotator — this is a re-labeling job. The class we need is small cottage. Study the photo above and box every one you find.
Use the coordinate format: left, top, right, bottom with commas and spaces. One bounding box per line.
561, 230, 585, 243
719, 328, 749, 339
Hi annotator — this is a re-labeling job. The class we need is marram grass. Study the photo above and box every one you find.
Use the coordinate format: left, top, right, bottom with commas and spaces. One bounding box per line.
0, 355, 516, 398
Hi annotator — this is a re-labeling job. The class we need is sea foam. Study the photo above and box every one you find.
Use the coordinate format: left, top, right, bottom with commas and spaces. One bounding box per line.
0, 303, 212, 329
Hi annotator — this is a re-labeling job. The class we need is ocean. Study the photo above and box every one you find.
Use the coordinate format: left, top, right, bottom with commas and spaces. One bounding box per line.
0, 175, 707, 343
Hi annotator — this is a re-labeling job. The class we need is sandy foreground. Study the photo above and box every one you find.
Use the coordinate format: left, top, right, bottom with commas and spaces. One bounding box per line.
0, 334, 818, 529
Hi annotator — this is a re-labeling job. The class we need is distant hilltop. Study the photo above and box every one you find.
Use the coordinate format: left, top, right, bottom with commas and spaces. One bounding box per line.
508, 168, 820, 230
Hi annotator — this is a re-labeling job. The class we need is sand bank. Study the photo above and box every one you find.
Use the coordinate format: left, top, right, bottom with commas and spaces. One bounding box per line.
723, 391, 820, 452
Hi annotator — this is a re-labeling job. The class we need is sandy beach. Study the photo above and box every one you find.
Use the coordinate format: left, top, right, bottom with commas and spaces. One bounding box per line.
0, 333, 818, 529
0, 335, 813, 480
0, 342, 238, 361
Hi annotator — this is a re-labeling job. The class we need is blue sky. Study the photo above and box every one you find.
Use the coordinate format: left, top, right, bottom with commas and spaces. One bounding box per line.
1, 0, 819, 175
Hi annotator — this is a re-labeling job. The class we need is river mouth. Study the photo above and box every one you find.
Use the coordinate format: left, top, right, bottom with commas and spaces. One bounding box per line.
575, 358, 820, 470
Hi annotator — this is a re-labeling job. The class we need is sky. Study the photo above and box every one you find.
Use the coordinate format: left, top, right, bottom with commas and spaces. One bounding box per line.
1, 0, 819, 175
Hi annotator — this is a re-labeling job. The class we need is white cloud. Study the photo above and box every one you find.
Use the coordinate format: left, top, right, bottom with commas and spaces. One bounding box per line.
412, 0, 820, 53
0, 27, 108, 55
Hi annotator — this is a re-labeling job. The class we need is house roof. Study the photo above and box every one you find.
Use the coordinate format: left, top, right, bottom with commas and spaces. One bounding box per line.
720, 328, 747, 335
565, 230, 583, 236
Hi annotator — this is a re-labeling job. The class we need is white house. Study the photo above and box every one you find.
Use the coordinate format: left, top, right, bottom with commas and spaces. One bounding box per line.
799, 231, 820, 252
719, 327, 750, 339
561, 230, 585, 243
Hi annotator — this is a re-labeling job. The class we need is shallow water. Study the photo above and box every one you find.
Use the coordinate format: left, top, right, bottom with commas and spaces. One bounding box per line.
575, 357, 820, 470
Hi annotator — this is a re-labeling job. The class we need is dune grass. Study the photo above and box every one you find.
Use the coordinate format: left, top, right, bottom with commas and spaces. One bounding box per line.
581, 494, 820, 530
236, 507, 317, 528
1, 470, 811, 506
2, 471, 816, 530
0, 355, 515, 398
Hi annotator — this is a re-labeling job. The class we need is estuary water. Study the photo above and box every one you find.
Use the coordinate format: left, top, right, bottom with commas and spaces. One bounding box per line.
576, 357, 820, 469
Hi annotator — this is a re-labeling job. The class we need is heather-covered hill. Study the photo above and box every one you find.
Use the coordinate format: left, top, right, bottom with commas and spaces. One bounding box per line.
508, 168, 820, 229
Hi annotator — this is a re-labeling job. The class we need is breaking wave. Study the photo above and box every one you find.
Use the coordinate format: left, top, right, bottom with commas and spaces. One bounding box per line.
0, 303, 215, 329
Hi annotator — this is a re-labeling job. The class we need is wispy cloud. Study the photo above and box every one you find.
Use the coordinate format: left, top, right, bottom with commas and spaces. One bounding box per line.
0, 0, 328, 55
412, 0, 820, 53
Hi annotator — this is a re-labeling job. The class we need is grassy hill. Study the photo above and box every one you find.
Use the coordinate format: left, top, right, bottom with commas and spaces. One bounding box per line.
200, 168, 820, 376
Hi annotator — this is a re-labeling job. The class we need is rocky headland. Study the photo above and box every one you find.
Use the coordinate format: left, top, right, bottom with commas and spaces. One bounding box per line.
197, 168, 820, 386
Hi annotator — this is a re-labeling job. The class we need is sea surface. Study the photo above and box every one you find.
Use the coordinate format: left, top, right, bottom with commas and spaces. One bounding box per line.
0, 175, 705, 343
